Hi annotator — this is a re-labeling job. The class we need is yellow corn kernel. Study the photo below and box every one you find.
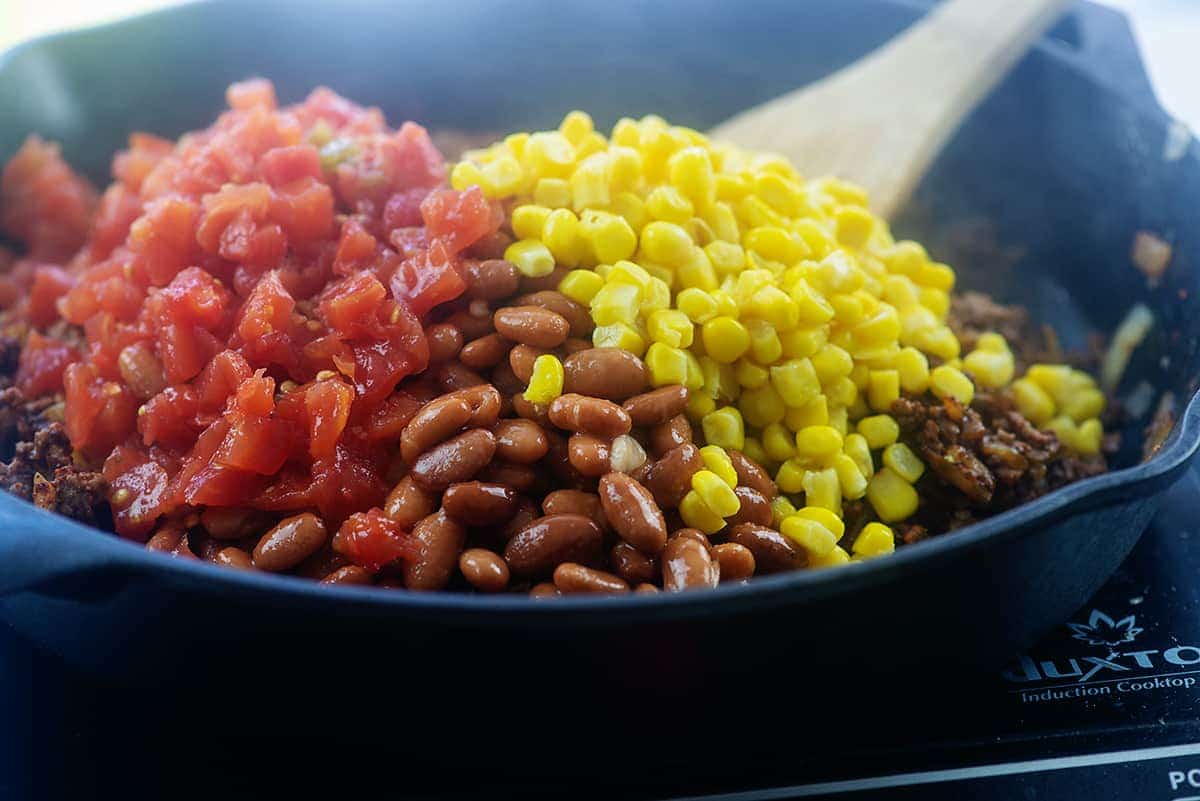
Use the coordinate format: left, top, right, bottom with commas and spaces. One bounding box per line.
704, 240, 746, 276
753, 171, 802, 215
612, 191, 649, 231
769, 357, 820, 408
843, 434, 874, 479
558, 270, 605, 306
524, 355, 564, 404
644, 185, 693, 226
825, 376, 858, 408
702, 316, 751, 363
781, 515, 837, 557
569, 156, 610, 211
789, 279, 836, 324
589, 282, 641, 326
736, 359, 770, 389
744, 320, 783, 365
479, 154, 524, 196
504, 239, 556, 278
645, 342, 691, 387
673, 248, 717, 292
711, 290, 739, 319
511, 205, 552, 240
780, 328, 828, 359
578, 210, 637, 264
867, 369, 901, 412
640, 276, 671, 315
830, 293, 865, 325
858, 415, 900, 449
592, 323, 645, 356
832, 451, 868, 500
834, 205, 875, 248
1045, 415, 1078, 448
676, 288, 718, 324
829, 405, 849, 436
929, 365, 975, 405
700, 356, 739, 403
853, 522, 895, 557
1074, 418, 1103, 456
683, 349, 705, 391
919, 287, 950, 319
646, 309, 693, 348
794, 425, 843, 462
1026, 364, 1075, 399
899, 305, 940, 342
639, 221, 692, 266
811, 345, 854, 383
866, 468, 919, 523
667, 146, 716, 205
450, 160, 484, 192
770, 495, 798, 528
1061, 387, 1106, 423
775, 459, 807, 494
612, 118, 640, 147
913, 326, 960, 361
809, 545, 851, 568
793, 218, 836, 259
702, 406, 745, 451
607, 259, 650, 288
742, 438, 771, 471
533, 177, 572, 208
896, 346, 930, 394
849, 364, 871, 391
916, 262, 956, 292
793, 506, 846, 539
744, 227, 806, 265
679, 489, 727, 535
739, 384, 786, 428
686, 392, 716, 420
853, 306, 901, 348
962, 348, 1014, 390
1012, 377, 1055, 425
788, 395, 829, 429
692, 470, 741, 517
802, 467, 841, 513
883, 274, 921, 309
542, 208, 585, 267
558, 110, 593, 144
699, 445, 738, 488
762, 422, 797, 462
524, 131, 575, 178
882, 443, 924, 483
883, 241, 927, 276
975, 332, 1010, 354
747, 287, 800, 333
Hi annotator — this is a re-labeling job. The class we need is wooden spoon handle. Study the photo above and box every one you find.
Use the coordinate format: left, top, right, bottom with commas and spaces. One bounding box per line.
710, 0, 1071, 219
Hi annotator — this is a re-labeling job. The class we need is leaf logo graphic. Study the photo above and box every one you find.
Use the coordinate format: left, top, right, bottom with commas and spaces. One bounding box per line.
1067, 610, 1143, 648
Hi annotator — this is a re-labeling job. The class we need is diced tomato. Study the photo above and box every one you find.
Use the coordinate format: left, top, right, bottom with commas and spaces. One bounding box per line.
259, 145, 322, 187
0, 136, 96, 262
127, 196, 199, 286
103, 444, 177, 540
214, 413, 293, 475
237, 270, 295, 342
91, 184, 144, 261
226, 78, 278, 112
390, 240, 466, 318
319, 270, 387, 334
158, 322, 222, 384
382, 187, 431, 233
194, 350, 252, 412
304, 376, 354, 459
63, 362, 137, 455
15, 331, 78, 397
154, 266, 230, 331
333, 507, 416, 572
349, 302, 429, 409
270, 177, 334, 246
138, 386, 201, 449
26, 265, 74, 327
332, 218, 377, 276
360, 391, 422, 442
112, 133, 174, 192
419, 185, 502, 255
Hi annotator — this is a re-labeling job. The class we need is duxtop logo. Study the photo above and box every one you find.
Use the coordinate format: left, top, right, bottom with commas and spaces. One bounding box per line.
1003, 606, 1200, 703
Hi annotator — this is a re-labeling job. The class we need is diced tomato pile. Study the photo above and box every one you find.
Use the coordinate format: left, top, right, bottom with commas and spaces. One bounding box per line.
0, 80, 502, 557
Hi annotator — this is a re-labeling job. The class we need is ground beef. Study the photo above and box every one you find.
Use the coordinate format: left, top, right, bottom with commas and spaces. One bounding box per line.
891, 393, 1107, 535
0, 386, 109, 528
949, 291, 1106, 372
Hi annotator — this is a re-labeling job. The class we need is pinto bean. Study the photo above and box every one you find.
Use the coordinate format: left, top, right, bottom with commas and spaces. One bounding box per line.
562, 348, 648, 401
503, 514, 603, 578
403, 510, 467, 591
598, 472, 668, 554
410, 429, 496, 491
252, 513, 328, 573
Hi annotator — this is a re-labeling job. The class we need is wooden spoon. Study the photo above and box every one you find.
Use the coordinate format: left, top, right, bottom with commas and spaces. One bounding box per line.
710, 0, 1071, 219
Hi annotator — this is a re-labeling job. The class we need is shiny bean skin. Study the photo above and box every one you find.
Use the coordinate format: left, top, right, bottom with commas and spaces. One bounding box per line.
494, 419, 550, 464
634, 583, 660, 594
512, 291, 594, 338
598, 472, 668, 554
214, 546, 253, 570
459, 384, 503, 429
553, 563, 629, 594
649, 414, 693, 456
729, 450, 779, 499
728, 523, 805, 573
475, 461, 540, 493
296, 546, 350, 579
400, 395, 474, 464
493, 306, 570, 348
426, 323, 464, 363
567, 434, 611, 477
445, 310, 494, 341
518, 265, 569, 294
410, 429, 496, 491
458, 548, 510, 593
645, 443, 703, 508
403, 510, 467, 591
500, 498, 540, 542
562, 348, 648, 401
321, 565, 373, 585
490, 360, 525, 398
442, 482, 519, 526
503, 514, 604, 578
727, 486, 773, 527
542, 489, 607, 531
252, 513, 328, 573
622, 385, 689, 428
610, 542, 658, 585
509, 344, 551, 384
117, 342, 167, 401
713, 542, 756, 581
383, 476, 437, 529
529, 582, 561, 599
465, 258, 520, 300
512, 394, 552, 427
671, 527, 712, 551
459, 333, 511, 370
661, 535, 720, 591
437, 361, 488, 392
549, 394, 632, 438
201, 506, 271, 540
562, 337, 592, 355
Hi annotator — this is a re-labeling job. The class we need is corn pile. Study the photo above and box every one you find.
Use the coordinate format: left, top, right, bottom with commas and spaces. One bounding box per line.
453, 112, 1104, 567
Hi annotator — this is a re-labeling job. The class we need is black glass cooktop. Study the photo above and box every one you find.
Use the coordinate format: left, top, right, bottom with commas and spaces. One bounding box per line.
4, 467, 1200, 800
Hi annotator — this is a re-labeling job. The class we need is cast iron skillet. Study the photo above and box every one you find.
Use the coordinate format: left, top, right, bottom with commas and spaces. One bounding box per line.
0, 0, 1197, 732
